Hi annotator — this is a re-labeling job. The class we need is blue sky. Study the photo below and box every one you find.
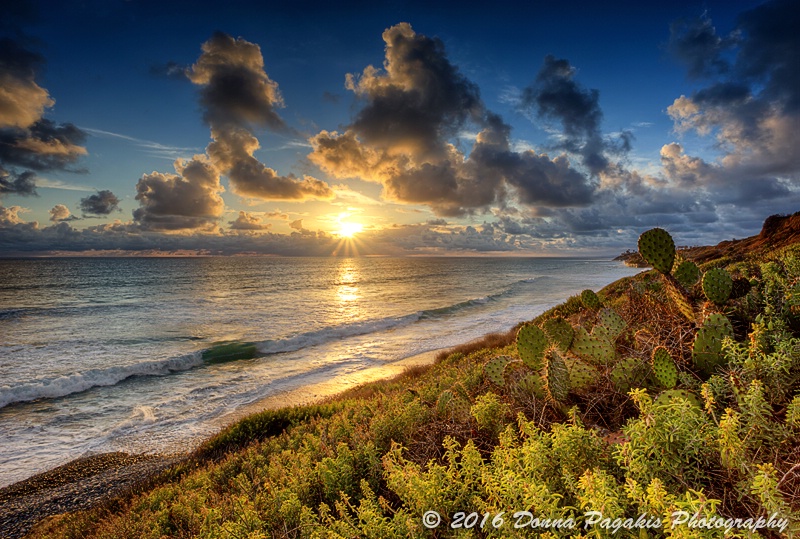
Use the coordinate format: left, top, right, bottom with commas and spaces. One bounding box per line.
1, 0, 797, 255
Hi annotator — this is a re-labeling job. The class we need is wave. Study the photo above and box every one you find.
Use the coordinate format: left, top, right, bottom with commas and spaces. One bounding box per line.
0, 352, 204, 409
0, 277, 544, 408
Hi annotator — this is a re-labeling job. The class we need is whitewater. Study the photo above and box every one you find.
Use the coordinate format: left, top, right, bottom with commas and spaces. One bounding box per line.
0, 256, 641, 487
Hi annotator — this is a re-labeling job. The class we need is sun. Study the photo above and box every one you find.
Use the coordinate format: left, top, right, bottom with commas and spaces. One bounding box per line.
337, 222, 363, 238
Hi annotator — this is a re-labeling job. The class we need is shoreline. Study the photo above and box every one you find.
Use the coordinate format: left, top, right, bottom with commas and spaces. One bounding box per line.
0, 348, 444, 539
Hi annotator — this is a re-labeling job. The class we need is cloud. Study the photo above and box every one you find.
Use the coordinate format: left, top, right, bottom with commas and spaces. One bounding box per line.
182, 32, 333, 202
0, 37, 87, 197
309, 23, 595, 216
133, 156, 224, 231
49, 204, 79, 222
228, 210, 271, 231
80, 190, 120, 217
666, 13, 737, 79
187, 32, 286, 131
0, 205, 31, 227
289, 219, 303, 230
519, 55, 630, 175
663, 0, 800, 208
207, 127, 333, 200
0, 167, 36, 197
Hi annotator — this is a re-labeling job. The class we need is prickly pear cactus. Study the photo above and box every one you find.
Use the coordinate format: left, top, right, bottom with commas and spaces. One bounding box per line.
543, 348, 570, 402
702, 267, 733, 304
517, 324, 548, 370
674, 260, 701, 289
651, 346, 677, 389
515, 373, 546, 400
543, 317, 574, 352
436, 390, 453, 417
597, 308, 627, 341
484, 355, 514, 386
665, 275, 696, 321
610, 357, 647, 394
655, 389, 702, 409
581, 289, 602, 310
693, 313, 734, 375
638, 228, 676, 275
438, 384, 471, 419
571, 326, 616, 365
566, 358, 598, 393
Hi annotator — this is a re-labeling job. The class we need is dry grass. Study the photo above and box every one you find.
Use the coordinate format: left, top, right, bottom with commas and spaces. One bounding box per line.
435, 325, 521, 362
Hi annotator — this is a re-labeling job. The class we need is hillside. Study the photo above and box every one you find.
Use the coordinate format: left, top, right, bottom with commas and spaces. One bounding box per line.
20, 219, 800, 539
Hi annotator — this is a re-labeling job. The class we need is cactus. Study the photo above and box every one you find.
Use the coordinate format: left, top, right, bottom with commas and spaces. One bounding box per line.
543, 348, 570, 402
597, 308, 626, 341
610, 357, 648, 393
581, 289, 602, 310
651, 346, 677, 389
638, 228, 676, 275
571, 326, 616, 365
655, 388, 702, 409
664, 275, 697, 322
702, 267, 733, 304
665, 275, 696, 321
693, 313, 734, 375
437, 383, 471, 419
566, 358, 598, 393
674, 260, 701, 289
517, 324, 548, 370
484, 355, 514, 386
515, 373, 546, 400
543, 316, 574, 352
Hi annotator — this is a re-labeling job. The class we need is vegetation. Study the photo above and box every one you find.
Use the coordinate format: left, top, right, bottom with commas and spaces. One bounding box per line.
29, 221, 800, 538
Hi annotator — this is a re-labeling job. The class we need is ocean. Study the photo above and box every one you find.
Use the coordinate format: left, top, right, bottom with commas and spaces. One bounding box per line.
0, 256, 641, 487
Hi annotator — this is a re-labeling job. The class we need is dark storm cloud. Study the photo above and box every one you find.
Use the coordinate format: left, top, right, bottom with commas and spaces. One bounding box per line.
0, 120, 87, 172
0, 168, 36, 197
206, 127, 333, 201
735, 0, 800, 112
187, 32, 287, 131
665, 0, 800, 210
309, 24, 596, 216
519, 55, 629, 176
346, 22, 482, 160
0, 37, 87, 196
133, 157, 224, 231
667, 13, 736, 79
80, 190, 120, 217
183, 33, 332, 202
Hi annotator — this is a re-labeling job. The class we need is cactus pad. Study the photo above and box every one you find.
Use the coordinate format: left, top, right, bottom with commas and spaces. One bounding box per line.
665, 275, 696, 321
638, 228, 676, 274
597, 308, 627, 341
566, 358, 598, 393
544, 349, 570, 402
437, 384, 471, 418
702, 268, 733, 304
484, 355, 514, 386
581, 289, 602, 310
655, 389, 702, 409
693, 313, 734, 374
517, 324, 548, 370
571, 326, 616, 365
543, 317, 574, 352
436, 390, 453, 417
674, 260, 701, 289
651, 346, 677, 389
611, 357, 648, 393
515, 373, 546, 400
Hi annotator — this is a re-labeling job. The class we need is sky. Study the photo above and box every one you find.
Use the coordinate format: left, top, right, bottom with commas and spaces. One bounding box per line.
0, 0, 797, 256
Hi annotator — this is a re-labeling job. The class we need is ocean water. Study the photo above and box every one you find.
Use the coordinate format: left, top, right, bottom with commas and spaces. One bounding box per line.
0, 257, 640, 487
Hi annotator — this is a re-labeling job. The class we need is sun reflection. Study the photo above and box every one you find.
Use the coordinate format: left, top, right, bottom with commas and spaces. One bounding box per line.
334, 260, 362, 322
